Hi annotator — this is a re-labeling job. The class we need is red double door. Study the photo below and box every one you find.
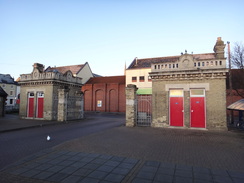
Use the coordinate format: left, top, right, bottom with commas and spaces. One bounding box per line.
169, 89, 205, 128
27, 92, 44, 118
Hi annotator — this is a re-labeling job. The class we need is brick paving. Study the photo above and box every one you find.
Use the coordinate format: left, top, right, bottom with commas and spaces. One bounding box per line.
0, 126, 244, 183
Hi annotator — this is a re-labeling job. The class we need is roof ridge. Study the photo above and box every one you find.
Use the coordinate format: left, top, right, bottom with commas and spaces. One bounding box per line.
50, 64, 84, 68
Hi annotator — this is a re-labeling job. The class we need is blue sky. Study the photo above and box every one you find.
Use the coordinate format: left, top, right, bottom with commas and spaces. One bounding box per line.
0, 0, 243, 79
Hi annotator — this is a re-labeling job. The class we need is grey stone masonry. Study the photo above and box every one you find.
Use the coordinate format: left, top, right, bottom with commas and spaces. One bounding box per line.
58, 88, 69, 121
125, 84, 138, 127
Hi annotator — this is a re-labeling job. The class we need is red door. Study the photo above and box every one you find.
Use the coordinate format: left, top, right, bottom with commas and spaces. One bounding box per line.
170, 93, 184, 127
191, 97, 205, 128
37, 92, 44, 118
27, 92, 34, 117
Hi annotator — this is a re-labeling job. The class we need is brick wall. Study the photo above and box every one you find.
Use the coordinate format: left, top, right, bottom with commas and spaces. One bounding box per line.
82, 83, 125, 113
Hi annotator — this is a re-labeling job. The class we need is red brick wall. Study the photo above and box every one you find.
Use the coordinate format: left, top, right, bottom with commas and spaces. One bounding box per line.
119, 84, 125, 112
82, 83, 125, 113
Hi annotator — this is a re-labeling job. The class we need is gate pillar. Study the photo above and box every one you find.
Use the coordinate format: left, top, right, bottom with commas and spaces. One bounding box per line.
125, 84, 138, 127
58, 88, 69, 121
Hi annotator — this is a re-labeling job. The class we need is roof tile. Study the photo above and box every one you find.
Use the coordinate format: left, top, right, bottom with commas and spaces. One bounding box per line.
86, 76, 125, 84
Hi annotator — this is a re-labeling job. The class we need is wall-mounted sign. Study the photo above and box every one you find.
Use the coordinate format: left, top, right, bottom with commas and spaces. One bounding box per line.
97, 100, 102, 107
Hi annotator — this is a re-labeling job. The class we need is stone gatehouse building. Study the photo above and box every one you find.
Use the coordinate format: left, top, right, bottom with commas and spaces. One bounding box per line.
19, 63, 84, 121
126, 37, 228, 130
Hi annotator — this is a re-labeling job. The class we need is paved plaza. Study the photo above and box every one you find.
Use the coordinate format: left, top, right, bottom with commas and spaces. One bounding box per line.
0, 124, 244, 183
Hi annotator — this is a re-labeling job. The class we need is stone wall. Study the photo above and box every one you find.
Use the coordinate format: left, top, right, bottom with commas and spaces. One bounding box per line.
151, 78, 227, 130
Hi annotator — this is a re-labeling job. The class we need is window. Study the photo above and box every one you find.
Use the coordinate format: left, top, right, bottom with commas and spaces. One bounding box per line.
194, 63, 196, 67
10, 99, 13, 104
154, 65, 157, 69
190, 89, 205, 96
158, 65, 160, 69
169, 90, 183, 97
169, 64, 171, 68
11, 85, 14, 88
139, 76, 145, 82
10, 90, 14, 96
176, 64, 178, 68
132, 77, 137, 82
202, 62, 205, 66
219, 61, 222, 65
215, 61, 218, 65
198, 62, 200, 67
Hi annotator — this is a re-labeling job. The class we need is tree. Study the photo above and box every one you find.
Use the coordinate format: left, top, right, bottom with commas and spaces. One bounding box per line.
231, 42, 244, 69
229, 42, 244, 98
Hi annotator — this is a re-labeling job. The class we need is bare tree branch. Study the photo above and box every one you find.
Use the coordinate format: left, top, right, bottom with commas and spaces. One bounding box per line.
231, 42, 244, 69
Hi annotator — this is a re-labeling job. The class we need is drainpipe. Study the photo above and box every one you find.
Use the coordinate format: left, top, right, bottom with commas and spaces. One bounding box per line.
227, 41, 234, 124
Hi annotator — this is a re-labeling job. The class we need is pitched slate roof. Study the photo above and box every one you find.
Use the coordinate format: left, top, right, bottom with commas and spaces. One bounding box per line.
86, 76, 125, 84
0, 74, 17, 84
45, 64, 85, 75
127, 53, 216, 69
0, 86, 8, 97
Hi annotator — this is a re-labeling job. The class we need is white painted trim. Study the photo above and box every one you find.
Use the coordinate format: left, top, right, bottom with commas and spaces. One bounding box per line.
165, 83, 209, 91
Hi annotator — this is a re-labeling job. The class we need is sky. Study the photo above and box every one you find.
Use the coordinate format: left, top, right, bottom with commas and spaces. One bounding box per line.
0, 0, 243, 80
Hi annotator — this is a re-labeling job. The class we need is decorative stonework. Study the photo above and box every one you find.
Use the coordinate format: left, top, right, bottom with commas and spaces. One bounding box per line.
150, 70, 228, 80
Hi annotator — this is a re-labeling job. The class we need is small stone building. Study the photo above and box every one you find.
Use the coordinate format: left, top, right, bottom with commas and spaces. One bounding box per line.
149, 37, 228, 130
19, 63, 84, 121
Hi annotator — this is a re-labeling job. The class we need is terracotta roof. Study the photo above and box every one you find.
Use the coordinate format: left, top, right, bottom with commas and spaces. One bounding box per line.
227, 99, 244, 111
86, 76, 125, 84
45, 64, 85, 75
127, 53, 216, 69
